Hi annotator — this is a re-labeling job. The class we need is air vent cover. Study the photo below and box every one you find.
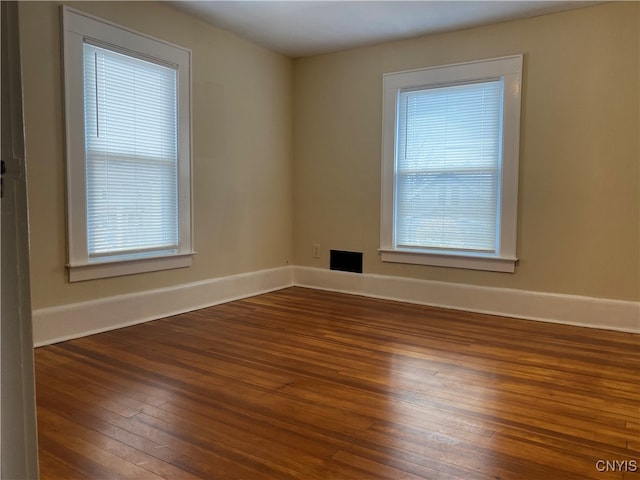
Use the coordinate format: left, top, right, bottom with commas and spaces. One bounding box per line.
330, 250, 363, 274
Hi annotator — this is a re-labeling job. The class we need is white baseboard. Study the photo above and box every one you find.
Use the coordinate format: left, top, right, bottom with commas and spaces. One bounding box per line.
33, 264, 639, 346
293, 266, 640, 333
33, 266, 294, 347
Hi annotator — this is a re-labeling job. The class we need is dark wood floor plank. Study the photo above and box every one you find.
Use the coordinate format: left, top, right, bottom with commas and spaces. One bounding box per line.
38, 450, 94, 480
37, 407, 201, 480
35, 287, 639, 479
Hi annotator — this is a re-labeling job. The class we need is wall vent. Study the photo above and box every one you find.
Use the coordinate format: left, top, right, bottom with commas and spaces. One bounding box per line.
330, 250, 363, 274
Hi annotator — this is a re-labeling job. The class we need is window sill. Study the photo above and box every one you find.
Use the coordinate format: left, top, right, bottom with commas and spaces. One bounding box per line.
379, 248, 517, 273
67, 252, 195, 282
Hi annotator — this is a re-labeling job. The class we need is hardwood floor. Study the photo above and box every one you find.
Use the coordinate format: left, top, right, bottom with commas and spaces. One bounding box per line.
35, 287, 639, 479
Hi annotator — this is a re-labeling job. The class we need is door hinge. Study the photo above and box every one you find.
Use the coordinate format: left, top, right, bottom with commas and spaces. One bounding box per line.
1, 160, 6, 198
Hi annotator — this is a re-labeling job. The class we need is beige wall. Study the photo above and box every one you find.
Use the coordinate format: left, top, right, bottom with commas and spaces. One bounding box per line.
19, 1, 639, 312
20, 1, 293, 309
293, 2, 639, 301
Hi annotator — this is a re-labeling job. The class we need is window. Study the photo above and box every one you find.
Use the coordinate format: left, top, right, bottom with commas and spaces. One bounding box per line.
380, 55, 523, 272
62, 7, 194, 281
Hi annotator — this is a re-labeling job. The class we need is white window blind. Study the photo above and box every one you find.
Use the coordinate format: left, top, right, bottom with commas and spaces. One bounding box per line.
83, 43, 179, 259
395, 80, 503, 253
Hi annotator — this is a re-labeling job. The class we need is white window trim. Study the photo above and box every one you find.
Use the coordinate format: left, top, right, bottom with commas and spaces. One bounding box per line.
62, 7, 195, 282
380, 55, 523, 273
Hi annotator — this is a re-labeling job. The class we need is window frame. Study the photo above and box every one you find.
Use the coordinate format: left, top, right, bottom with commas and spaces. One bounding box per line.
380, 55, 523, 273
62, 6, 194, 282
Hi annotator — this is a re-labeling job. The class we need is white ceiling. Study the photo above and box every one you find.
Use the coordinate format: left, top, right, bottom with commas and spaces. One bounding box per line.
168, 1, 599, 57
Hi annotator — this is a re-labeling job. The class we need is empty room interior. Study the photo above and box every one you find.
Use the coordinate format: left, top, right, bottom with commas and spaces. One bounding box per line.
2, 0, 639, 479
